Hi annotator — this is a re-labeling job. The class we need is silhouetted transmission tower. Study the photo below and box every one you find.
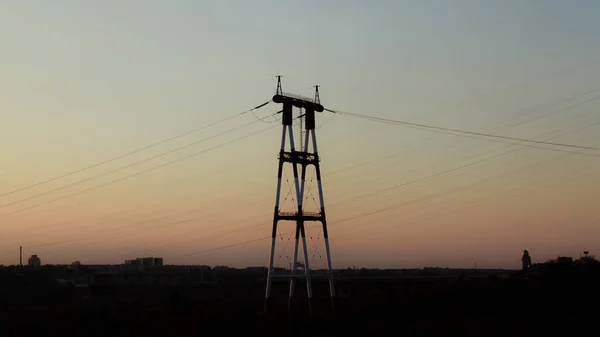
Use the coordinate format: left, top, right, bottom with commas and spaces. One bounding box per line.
264, 76, 335, 312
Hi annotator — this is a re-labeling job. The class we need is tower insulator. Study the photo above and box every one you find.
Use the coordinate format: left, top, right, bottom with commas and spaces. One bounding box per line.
275, 75, 283, 96
314, 85, 321, 105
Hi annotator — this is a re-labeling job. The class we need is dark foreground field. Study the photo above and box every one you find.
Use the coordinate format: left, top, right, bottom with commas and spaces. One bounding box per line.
1, 275, 599, 336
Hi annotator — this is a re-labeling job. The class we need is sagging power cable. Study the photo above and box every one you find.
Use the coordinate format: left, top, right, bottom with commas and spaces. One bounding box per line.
326, 101, 600, 152
1, 101, 271, 197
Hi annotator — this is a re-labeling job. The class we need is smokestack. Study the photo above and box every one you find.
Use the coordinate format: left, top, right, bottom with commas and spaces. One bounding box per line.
19, 246, 22, 266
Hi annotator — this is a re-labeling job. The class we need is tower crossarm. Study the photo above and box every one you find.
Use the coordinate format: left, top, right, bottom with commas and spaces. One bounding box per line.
277, 211, 323, 222
273, 93, 324, 112
278, 150, 319, 165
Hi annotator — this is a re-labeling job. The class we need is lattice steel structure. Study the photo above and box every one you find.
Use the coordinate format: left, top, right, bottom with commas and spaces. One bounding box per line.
264, 76, 335, 312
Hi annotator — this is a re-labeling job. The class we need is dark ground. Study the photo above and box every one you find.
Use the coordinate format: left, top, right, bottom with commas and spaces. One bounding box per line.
1, 273, 599, 337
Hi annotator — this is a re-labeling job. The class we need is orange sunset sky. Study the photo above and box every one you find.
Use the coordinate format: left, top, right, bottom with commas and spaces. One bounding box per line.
1, 1, 599, 269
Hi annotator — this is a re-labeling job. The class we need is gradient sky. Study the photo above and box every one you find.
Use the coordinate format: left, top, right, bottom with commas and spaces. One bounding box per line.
1, 0, 599, 269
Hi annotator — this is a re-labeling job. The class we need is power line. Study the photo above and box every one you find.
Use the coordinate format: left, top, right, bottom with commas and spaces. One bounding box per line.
320, 88, 599, 192
0, 123, 279, 219
183, 235, 276, 256
15, 153, 387, 252
335, 108, 600, 151
385, 122, 600, 157
5, 116, 309, 251
12, 90, 587, 232
54, 119, 589, 255
251, 109, 282, 123
12, 174, 272, 242
9, 62, 600, 263
0, 118, 265, 210
19, 194, 271, 251
30, 116, 590, 254
321, 120, 598, 229
1, 101, 271, 198
326, 95, 600, 152
328, 122, 600, 233
110, 223, 271, 260
336, 119, 600, 209
335, 151, 600, 243
10, 92, 600, 255
320, 88, 600, 208
83, 232, 280, 264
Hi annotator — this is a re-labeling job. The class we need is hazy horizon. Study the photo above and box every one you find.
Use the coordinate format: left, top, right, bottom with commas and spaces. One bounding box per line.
1, 0, 599, 269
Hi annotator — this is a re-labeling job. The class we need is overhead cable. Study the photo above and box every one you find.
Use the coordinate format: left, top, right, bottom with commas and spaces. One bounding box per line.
0, 118, 265, 209
0, 123, 279, 218
1, 101, 271, 197
326, 97, 600, 152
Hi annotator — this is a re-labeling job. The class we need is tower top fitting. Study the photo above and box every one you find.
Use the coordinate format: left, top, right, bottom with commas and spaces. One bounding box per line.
272, 77, 324, 112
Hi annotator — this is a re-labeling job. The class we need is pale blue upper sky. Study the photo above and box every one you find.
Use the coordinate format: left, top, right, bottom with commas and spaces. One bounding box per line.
1, 1, 599, 268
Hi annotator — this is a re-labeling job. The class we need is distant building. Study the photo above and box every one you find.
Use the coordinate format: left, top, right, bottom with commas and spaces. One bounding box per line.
28, 254, 41, 268
142, 257, 155, 268
124, 259, 141, 266
124, 257, 163, 268
556, 256, 573, 264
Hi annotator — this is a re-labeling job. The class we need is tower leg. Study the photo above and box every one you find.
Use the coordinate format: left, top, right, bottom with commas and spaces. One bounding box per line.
300, 223, 313, 314
287, 124, 302, 203
323, 229, 335, 307
288, 224, 300, 310
287, 123, 307, 311
265, 221, 278, 312
289, 131, 310, 311
311, 129, 336, 307
265, 125, 288, 313
299, 131, 310, 200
